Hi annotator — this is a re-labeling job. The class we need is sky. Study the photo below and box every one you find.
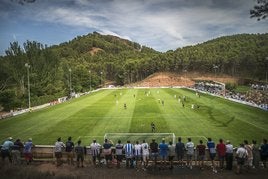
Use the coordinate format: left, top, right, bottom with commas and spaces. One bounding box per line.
0, 0, 267, 55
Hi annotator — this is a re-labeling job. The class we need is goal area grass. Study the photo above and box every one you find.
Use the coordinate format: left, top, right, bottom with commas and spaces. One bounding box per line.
0, 88, 267, 146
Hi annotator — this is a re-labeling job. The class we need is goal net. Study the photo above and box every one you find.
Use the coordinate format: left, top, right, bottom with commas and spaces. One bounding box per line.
104, 133, 176, 144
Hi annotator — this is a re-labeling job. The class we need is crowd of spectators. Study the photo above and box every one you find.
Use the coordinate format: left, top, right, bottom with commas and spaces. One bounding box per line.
1, 136, 268, 175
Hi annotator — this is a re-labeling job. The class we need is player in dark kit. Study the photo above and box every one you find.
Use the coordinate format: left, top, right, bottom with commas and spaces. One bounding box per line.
151, 122, 155, 132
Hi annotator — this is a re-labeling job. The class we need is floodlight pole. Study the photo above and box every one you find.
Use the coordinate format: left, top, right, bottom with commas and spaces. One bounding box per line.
25, 63, 31, 110
69, 68, 72, 96
89, 70, 91, 91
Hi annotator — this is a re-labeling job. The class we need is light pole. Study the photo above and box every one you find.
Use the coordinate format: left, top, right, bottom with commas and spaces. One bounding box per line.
89, 70, 91, 91
25, 63, 31, 110
100, 71, 103, 87
69, 68, 72, 97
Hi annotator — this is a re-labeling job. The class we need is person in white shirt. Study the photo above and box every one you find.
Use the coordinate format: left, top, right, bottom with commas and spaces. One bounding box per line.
90, 139, 101, 167
134, 141, 142, 170
54, 137, 65, 166
185, 138, 194, 169
225, 140, 234, 170
236, 144, 248, 174
141, 139, 149, 169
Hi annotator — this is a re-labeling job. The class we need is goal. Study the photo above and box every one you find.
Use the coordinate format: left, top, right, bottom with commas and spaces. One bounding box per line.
104, 133, 176, 144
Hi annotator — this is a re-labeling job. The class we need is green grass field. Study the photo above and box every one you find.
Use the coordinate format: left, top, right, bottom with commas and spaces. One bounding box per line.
0, 88, 267, 146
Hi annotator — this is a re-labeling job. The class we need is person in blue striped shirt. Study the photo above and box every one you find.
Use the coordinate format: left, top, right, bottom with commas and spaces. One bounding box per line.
124, 140, 134, 168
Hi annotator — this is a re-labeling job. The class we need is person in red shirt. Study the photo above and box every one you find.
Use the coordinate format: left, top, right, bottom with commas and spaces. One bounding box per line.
216, 139, 226, 170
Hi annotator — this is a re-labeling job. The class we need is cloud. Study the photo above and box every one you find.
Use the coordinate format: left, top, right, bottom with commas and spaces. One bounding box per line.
0, 0, 267, 53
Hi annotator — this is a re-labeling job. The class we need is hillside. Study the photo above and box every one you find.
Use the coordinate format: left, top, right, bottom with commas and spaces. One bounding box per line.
0, 32, 267, 111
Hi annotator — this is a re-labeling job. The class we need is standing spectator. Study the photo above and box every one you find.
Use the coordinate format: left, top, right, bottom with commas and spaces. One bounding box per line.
24, 138, 34, 165
115, 140, 124, 168
124, 140, 134, 168
251, 140, 260, 168
90, 139, 101, 167
54, 137, 65, 167
150, 139, 159, 168
103, 139, 113, 168
141, 139, 149, 170
75, 140, 84, 168
159, 139, 168, 169
196, 140, 206, 170
207, 138, 217, 173
216, 139, 226, 170
134, 141, 142, 170
260, 139, 268, 168
11, 139, 24, 165
1, 137, 14, 163
236, 144, 248, 174
225, 140, 234, 170
168, 141, 176, 170
65, 136, 74, 165
185, 138, 194, 169
175, 137, 185, 168
244, 140, 253, 169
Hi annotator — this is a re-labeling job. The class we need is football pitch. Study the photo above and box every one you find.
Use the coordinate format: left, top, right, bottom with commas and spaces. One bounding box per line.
0, 88, 267, 146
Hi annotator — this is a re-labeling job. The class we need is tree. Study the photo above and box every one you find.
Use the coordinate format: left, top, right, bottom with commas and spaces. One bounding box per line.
250, 0, 268, 20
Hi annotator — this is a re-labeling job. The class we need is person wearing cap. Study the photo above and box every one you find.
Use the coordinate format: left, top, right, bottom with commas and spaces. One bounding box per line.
1, 137, 14, 163
225, 140, 234, 170
23, 138, 34, 165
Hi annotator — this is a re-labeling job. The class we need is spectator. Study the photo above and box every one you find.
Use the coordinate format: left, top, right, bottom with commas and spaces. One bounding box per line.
216, 139, 226, 170
168, 141, 176, 170
11, 139, 24, 165
185, 138, 194, 169
244, 140, 253, 169
175, 137, 185, 168
54, 137, 65, 167
1, 137, 14, 163
24, 138, 34, 165
75, 140, 84, 168
251, 140, 260, 169
141, 139, 150, 170
196, 140, 206, 170
207, 138, 217, 173
159, 139, 168, 169
103, 139, 113, 168
134, 141, 142, 170
236, 144, 248, 174
115, 140, 124, 168
260, 139, 268, 168
65, 136, 74, 165
225, 140, 234, 170
124, 140, 134, 168
150, 139, 159, 168
90, 139, 101, 167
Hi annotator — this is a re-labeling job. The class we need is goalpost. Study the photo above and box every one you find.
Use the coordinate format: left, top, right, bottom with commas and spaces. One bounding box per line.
104, 133, 176, 144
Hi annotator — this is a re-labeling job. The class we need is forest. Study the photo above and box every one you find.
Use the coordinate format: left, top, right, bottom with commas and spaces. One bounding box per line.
0, 32, 267, 111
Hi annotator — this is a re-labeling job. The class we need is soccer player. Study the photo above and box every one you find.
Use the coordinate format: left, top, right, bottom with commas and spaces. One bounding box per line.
175, 137, 185, 168
141, 139, 150, 170
124, 103, 127, 109
90, 139, 101, 167
185, 138, 194, 169
151, 122, 156, 132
